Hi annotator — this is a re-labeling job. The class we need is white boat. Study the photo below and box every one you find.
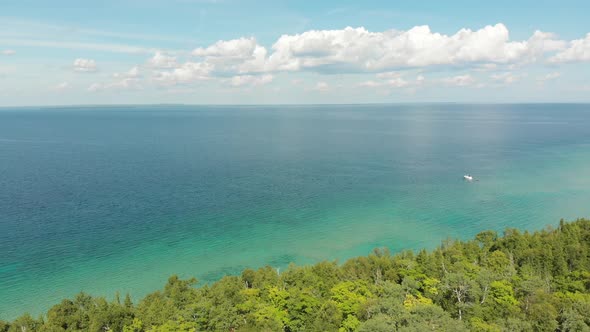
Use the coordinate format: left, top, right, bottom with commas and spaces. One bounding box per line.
463, 174, 473, 181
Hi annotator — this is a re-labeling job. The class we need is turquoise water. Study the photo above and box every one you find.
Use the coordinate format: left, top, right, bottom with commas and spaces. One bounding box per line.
1, 104, 590, 319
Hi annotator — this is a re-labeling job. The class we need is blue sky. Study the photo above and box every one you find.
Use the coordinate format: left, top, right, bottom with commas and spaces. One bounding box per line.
1, 0, 590, 105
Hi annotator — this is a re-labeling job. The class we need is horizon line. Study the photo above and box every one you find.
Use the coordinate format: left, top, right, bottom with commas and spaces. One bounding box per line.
2, 101, 590, 109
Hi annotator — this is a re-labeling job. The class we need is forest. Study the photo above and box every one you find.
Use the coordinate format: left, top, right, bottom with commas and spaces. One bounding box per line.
1, 218, 589, 332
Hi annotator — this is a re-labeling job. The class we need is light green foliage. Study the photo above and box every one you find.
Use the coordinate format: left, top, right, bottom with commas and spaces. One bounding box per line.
489, 280, 518, 307
330, 280, 372, 317
339, 315, 360, 332
6, 218, 590, 332
8, 314, 41, 332
123, 318, 143, 332
469, 317, 501, 332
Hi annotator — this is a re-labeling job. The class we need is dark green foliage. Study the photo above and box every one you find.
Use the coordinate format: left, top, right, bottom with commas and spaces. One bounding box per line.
3, 218, 590, 331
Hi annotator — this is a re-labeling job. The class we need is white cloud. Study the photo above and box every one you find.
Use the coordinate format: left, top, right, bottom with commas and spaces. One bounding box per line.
385, 77, 408, 88
264, 24, 564, 73
112, 78, 141, 89
537, 72, 561, 82
153, 61, 213, 85
376, 71, 403, 79
73, 58, 97, 72
88, 78, 141, 92
39, 23, 589, 98
490, 72, 520, 84
359, 80, 383, 88
550, 33, 590, 63
172, 23, 566, 79
88, 66, 142, 91
1, 49, 16, 55
441, 74, 475, 87
148, 52, 178, 68
136, 24, 582, 91
229, 74, 273, 87
193, 37, 258, 59
359, 77, 408, 88
192, 37, 268, 74
359, 72, 424, 89
113, 66, 140, 78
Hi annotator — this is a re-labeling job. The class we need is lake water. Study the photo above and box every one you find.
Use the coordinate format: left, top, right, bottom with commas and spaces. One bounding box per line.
1, 104, 590, 319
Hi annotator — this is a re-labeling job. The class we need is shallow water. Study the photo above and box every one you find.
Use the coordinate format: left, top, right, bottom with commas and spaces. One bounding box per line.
1, 104, 590, 319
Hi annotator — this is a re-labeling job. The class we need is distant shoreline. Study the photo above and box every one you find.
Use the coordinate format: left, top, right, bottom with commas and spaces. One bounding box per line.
2, 102, 590, 109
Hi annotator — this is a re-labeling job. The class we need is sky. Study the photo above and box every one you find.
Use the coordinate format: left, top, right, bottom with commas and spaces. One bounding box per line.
1, 0, 590, 105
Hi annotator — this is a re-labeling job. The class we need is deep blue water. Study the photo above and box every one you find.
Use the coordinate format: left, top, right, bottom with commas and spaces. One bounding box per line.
1, 104, 590, 319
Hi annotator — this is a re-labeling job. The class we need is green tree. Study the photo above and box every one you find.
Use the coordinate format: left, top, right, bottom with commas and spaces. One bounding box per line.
8, 314, 40, 332
442, 272, 478, 320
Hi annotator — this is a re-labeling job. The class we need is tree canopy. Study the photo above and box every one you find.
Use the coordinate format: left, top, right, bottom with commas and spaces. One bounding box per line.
2, 218, 590, 331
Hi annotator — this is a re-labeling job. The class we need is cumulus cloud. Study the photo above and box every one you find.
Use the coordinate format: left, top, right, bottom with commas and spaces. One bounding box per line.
192, 37, 268, 74
153, 61, 213, 85
263, 24, 564, 73
113, 66, 140, 78
441, 74, 476, 87
130, 24, 589, 93
359, 80, 383, 88
229, 74, 273, 87
148, 51, 178, 68
359, 72, 424, 89
490, 72, 521, 84
550, 33, 590, 63
359, 77, 408, 88
1, 49, 16, 55
88, 66, 143, 91
362, 73, 478, 90
153, 23, 566, 83
73, 58, 97, 72
193, 37, 258, 59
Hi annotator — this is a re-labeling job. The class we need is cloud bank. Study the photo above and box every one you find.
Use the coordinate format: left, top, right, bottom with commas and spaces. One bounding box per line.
81, 23, 590, 93
145, 23, 575, 86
